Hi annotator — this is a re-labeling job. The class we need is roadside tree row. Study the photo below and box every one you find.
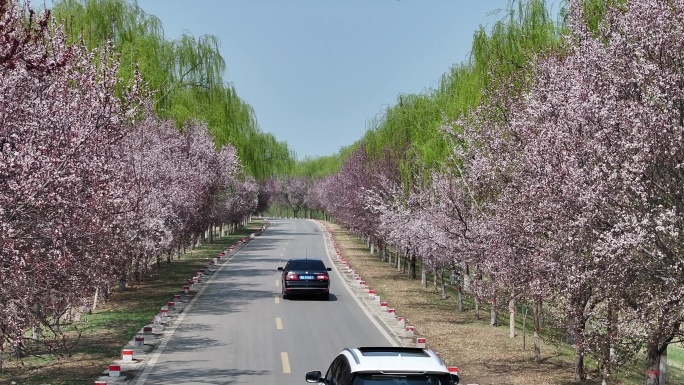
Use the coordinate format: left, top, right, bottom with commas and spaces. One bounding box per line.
0, 1, 257, 358
305, 0, 684, 384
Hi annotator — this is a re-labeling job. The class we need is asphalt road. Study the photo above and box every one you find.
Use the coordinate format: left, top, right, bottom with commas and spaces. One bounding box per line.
135, 218, 395, 385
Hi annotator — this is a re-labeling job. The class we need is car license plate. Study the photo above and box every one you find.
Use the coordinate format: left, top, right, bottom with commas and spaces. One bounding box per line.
299, 275, 315, 280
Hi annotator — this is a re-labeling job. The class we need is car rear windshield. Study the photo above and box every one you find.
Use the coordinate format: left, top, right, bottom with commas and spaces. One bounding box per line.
352, 373, 453, 385
289, 260, 326, 270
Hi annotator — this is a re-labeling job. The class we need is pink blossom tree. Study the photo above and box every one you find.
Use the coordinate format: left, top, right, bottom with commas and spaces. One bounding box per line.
0, 0, 144, 354
450, 0, 684, 382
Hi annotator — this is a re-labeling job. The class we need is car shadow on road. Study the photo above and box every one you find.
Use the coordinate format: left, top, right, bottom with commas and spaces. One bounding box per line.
282, 293, 338, 302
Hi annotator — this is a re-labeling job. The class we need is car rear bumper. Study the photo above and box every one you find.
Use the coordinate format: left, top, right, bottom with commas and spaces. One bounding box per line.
283, 284, 329, 294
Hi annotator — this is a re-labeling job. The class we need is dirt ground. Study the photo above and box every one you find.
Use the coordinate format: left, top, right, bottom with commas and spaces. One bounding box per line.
324, 221, 604, 385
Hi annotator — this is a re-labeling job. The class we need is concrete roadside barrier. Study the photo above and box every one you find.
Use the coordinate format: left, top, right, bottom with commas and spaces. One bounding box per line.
416, 337, 426, 348
167, 301, 175, 310
108, 364, 120, 377
388, 308, 396, 317
122, 349, 133, 362
94, 381, 107, 385
397, 317, 405, 328
143, 326, 153, 335
135, 335, 144, 346
368, 290, 376, 299
405, 326, 415, 337
380, 301, 388, 311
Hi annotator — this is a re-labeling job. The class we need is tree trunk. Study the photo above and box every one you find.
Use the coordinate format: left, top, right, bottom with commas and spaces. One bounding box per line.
92, 287, 99, 311
457, 286, 464, 312
432, 269, 437, 292
645, 340, 670, 385
118, 271, 127, 292
509, 297, 516, 338
475, 296, 480, 320
490, 298, 498, 326
522, 305, 528, 350
572, 320, 587, 381
440, 271, 447, 299
533, 296, 542, 363
421, 268, 427, 288
575, 348, 586, 381
409, 256, 417, 279
134, 255, 140, 281
463, 272, 472, 293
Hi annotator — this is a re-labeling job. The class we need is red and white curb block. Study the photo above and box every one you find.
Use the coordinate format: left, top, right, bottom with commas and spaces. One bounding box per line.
95, 381, 108, 385
122, 349, 134, 362
405, 325, 415, 337
380, 301, 388, 311
135, 335, 144, 346
416, 337, 426, 348
108, 364, 121, 377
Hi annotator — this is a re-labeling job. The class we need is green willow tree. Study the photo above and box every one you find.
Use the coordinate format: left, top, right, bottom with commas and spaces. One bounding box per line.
50, 0, 294, 180
351, 0, 564, 191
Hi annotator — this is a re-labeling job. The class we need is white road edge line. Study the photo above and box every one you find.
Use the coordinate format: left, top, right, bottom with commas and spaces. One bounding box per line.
134, 241, 251, 384
316, 220, 399, 347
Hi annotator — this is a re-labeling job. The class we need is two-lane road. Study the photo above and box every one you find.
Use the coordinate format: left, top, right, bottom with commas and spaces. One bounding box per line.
135, 218, 394, 385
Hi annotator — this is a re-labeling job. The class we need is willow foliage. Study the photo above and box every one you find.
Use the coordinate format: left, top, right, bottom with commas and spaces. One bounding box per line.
50, 0, 294, 180
350, 0, 566, 188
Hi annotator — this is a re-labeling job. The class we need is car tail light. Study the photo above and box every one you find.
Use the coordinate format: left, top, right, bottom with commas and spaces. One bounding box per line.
286, 272, 298, 281
316, 274, 329, 281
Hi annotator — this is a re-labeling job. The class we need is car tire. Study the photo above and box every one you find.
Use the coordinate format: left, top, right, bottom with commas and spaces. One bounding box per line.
322, 292, 329, 301
282, 286, 289, 300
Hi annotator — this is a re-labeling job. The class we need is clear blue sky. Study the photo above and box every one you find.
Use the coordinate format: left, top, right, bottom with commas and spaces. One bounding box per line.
131, 1, 515, 159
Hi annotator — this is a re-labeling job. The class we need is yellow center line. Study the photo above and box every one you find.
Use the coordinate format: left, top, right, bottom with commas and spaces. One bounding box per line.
276, 317, 283, 330
281, 352, 291, 374
275, 296, 280, 304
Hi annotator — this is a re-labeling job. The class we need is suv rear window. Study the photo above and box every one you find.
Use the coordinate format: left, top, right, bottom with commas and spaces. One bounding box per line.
289, 259, 326, 270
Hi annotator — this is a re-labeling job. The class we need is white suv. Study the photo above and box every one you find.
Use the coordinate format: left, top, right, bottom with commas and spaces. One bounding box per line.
305, 347, 460, 385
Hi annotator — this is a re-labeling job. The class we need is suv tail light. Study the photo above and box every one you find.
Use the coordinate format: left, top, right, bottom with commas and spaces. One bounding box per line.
316, 274, 329, 281
286, 272, 298, 281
